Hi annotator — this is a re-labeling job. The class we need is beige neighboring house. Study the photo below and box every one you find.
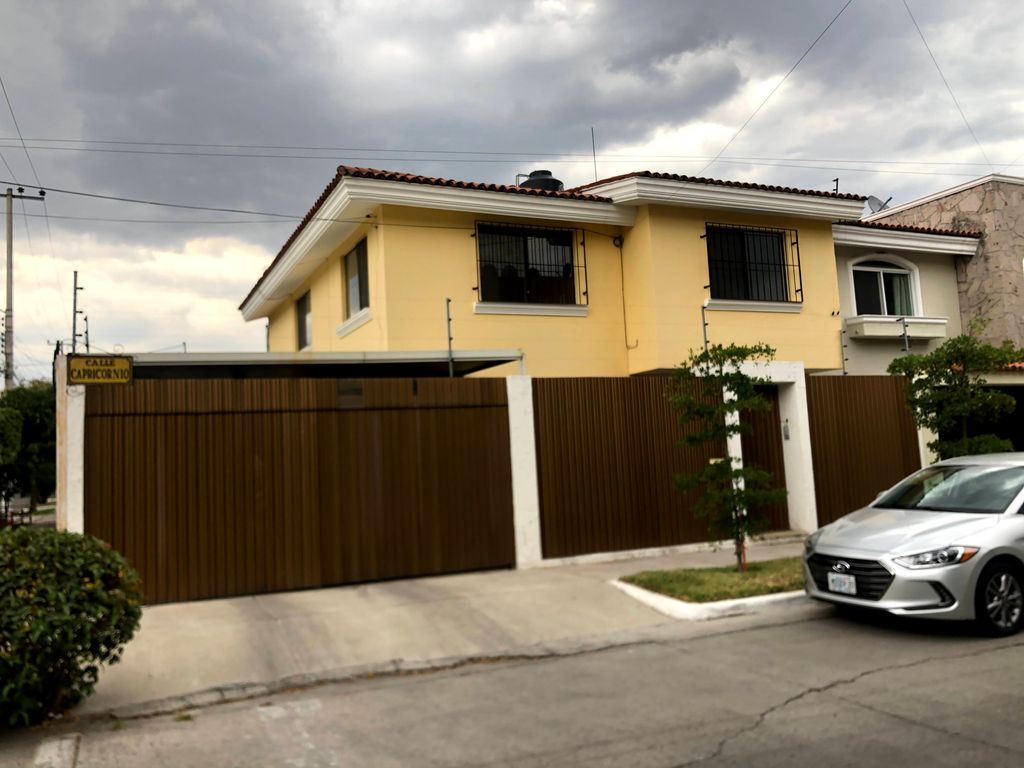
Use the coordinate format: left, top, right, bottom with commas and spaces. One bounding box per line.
864, 174, 1024, 346
829, 220, 981, 374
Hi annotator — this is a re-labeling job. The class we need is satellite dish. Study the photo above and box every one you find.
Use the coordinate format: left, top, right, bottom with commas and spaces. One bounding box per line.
866, 195, 893, 213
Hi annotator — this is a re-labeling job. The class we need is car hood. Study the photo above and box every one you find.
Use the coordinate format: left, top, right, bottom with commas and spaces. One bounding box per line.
816, 506, 1001, 556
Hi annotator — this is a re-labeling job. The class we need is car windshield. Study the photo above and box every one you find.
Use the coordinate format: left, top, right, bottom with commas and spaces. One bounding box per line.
875, 464, 1024, 514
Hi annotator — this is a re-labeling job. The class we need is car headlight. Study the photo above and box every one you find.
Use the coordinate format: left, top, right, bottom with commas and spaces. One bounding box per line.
804, 530, 822, 554
894, 546, 979, 569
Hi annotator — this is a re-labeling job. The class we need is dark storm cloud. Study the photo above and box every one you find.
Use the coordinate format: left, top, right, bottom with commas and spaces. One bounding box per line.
0, 0, 1020, 362
2, 0, 867, 253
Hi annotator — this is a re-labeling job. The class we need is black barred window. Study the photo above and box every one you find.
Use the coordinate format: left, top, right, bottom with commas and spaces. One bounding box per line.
476, 222, 587, 305
705, 223, 802, 303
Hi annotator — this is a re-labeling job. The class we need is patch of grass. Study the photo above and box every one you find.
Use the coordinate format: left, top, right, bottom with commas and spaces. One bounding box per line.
623, 557, 804, 603
174, 712, 194, 722
111, 718, 124, 731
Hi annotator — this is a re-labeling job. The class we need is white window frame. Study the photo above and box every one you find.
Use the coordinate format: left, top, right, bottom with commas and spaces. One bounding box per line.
848, 254, 922, 318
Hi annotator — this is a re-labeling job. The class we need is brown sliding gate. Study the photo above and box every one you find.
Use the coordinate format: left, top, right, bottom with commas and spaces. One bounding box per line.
805, 375, 920, 526
84, 378, 515, 604
532, 377, 789, 559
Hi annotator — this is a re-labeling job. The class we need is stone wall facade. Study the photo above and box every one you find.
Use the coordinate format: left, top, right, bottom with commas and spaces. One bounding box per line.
874, 179, 1024, 346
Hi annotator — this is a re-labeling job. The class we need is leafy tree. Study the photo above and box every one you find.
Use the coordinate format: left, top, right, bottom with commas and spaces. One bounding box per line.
887, 321, 1020, 460
669, 343, 787, 571
0, 380, 56, 509
0, 407, 22, 466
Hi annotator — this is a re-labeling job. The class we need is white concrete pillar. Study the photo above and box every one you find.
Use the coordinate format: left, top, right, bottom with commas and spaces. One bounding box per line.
55, 355, 86, 534
505, 375, 543, 567
777, 372, 818, 533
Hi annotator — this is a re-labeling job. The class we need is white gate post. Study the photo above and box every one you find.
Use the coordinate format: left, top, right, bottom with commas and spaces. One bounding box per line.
55, 355, 86, 533
505, 376, 542, 567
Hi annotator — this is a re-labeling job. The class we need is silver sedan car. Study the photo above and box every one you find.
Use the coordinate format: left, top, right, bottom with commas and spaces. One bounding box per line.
804, 453, 1024, 635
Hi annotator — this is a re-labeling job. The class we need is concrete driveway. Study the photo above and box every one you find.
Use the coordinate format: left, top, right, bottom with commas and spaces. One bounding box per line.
79, 541, 804, 716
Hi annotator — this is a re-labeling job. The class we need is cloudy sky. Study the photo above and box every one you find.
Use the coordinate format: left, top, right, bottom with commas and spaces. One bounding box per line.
0, 0, 1021, 381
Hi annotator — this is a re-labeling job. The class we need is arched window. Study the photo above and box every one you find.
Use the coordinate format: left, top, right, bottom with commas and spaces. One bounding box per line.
851, 259, 915, 316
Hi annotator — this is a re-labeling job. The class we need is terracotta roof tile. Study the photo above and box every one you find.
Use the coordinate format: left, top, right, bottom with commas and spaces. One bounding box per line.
836, 219, 983, 239
573, 170, 867, 201
240, 166, 612, 311
335, 166, 612, 202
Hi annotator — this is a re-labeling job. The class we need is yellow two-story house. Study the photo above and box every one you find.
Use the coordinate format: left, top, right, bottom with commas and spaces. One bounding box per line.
240, 167, 868, 377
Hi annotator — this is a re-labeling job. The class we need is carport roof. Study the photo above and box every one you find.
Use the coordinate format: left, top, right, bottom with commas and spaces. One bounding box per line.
129, 350, 523, 379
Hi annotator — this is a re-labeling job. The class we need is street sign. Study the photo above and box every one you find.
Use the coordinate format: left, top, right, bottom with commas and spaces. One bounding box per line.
68, 355, 133, 385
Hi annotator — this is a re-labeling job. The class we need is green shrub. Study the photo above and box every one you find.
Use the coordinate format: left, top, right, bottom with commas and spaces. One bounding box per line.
0, 527, 142, 727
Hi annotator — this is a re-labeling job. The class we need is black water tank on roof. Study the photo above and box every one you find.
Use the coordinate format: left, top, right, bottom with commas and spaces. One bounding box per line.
519, 169, 564, 192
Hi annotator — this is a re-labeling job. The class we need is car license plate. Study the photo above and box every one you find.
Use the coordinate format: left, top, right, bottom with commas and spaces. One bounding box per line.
827, 572, 857, 595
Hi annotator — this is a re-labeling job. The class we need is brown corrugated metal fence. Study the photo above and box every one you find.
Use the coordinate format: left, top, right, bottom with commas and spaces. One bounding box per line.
532, 377, 790, 559
84, 378, 515, 604
805, 375, 921, 526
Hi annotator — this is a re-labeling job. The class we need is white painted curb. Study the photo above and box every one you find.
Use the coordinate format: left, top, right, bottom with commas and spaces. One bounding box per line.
610, 579, 808, 621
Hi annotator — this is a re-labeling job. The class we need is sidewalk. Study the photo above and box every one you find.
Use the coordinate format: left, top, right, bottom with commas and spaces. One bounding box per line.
79, 538, 807, 717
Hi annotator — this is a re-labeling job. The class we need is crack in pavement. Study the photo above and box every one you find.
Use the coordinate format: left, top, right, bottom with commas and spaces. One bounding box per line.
671, 637, 1024, 767
834, 694, 1024, 757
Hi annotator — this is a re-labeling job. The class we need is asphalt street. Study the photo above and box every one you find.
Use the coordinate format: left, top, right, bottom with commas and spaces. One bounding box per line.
6, 604, 1024, 767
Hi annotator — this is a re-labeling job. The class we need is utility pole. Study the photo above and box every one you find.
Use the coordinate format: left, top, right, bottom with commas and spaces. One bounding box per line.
4, 186, 44, 389
4, 189, 9, 389
71, 271, 84, 353
83, 315, 90, 353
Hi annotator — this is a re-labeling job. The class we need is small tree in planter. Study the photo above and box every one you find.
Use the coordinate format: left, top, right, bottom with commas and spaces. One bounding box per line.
669, 343, 787, 572
887, 321, 1021, 459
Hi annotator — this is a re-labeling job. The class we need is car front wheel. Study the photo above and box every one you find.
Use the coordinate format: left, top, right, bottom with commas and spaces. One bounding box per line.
975, 562, 1024, 636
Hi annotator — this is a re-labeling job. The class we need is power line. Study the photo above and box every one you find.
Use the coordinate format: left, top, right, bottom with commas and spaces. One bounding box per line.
19, 212, 292, 224
901, 0, 993, 173
0, 76, 42, 187
0, 150, 52, 333
0, 141, 1019, 171
0, 148, 17, 181
0, 72, 68, 326
0, 182, 486, 233
17, 200, 60, 338
698, 0, 855, 176
0, 155, 988, 229
0, 136, 595, 157
0, 179, 295, 217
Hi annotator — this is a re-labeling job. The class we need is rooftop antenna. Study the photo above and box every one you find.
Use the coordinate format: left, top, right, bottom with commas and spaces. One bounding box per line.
591, 126, 598, 182
866, 195, 893, 214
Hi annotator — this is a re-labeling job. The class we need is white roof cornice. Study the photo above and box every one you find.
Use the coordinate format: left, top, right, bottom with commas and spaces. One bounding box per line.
832, 224, 980, 256
340, 177, 635, 226
586, 176, 867, 220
